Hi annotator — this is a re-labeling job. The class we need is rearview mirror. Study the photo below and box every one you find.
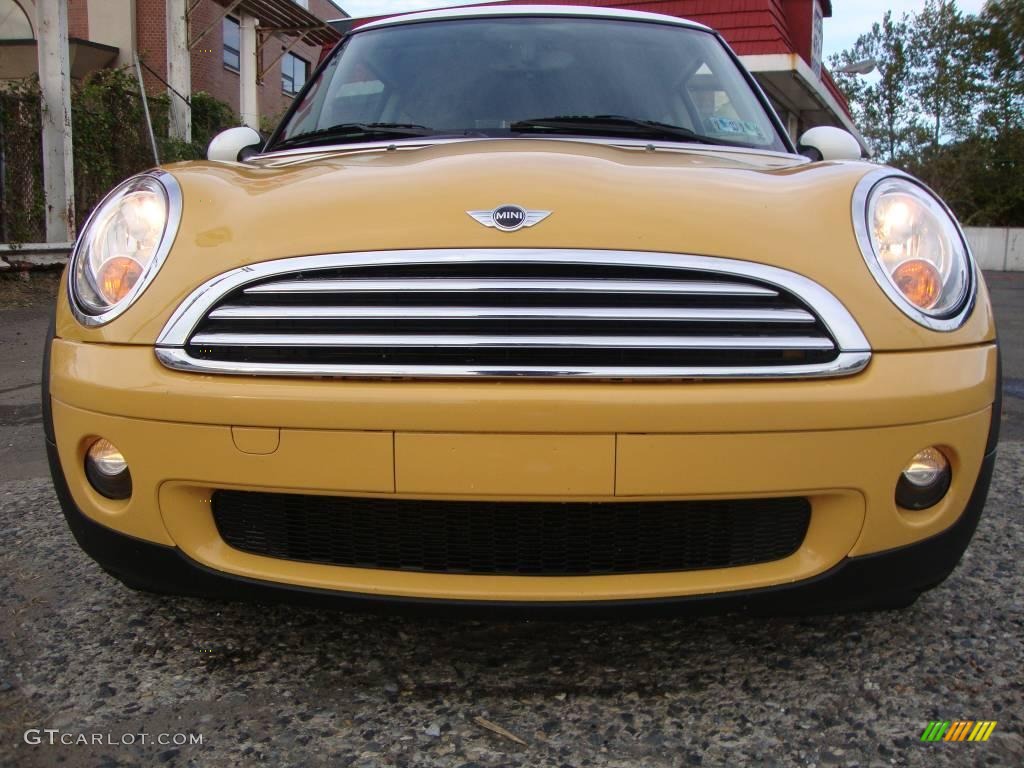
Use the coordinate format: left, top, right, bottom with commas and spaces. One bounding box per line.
797, 126, 862, 161
207, 126, 263, 162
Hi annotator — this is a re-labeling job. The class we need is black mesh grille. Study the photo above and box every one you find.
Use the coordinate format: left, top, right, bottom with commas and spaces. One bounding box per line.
212, 491, 812, 576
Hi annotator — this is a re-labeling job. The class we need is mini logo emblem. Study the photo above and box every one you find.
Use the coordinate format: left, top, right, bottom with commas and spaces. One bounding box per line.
467, 205, 551, 232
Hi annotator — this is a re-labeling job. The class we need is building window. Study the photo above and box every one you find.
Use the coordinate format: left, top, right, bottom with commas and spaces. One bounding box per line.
223, 16, 240, 71
282, 52, 309, 96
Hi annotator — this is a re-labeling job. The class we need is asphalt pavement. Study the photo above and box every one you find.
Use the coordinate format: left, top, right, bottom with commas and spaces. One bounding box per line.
0, 270, 1022, 767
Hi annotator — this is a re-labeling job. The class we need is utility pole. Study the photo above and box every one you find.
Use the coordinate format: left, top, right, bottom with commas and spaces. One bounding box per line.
36, 0, 75, 243
166, 0, 192, 142
239, 13, 259, 129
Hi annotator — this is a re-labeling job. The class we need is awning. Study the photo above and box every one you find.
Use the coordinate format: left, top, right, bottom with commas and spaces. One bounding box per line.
206, 0, 343, 48
0, 38, 118, 80
741, 53, 870, 155
192, 0, 348, 57
187, 0, 343, 82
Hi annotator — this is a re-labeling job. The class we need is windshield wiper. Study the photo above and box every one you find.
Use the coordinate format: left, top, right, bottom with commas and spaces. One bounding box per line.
275, 122, 436, 149
509, 115, 744, 147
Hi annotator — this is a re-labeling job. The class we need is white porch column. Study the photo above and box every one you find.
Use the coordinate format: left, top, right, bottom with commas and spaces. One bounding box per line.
166, 0, 192, 142
239, 13, 259, 129
36, 0, 76, 242
786, 112, 800, 143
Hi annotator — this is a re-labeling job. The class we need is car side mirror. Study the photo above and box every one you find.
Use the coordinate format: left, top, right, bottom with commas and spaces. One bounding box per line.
797, 126, 862, 161
207, 126, 264, 162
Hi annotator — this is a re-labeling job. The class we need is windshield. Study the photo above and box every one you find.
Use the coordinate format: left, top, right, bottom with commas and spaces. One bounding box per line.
271, 17, 788, 152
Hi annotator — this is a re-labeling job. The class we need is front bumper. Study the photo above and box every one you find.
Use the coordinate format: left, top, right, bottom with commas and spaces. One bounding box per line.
45, 337, 1000, 614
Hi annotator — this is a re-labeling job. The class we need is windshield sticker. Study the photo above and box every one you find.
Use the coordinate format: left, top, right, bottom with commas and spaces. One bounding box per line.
337, 80, 385, 97
706, 117, 766, 140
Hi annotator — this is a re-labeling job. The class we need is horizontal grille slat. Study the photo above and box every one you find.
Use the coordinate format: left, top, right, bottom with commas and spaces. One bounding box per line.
212, 491, 813, 576
158, 250, 871, 379
208, 305, 817, 323
244, 277, 779, 297
191, 332, 836, 350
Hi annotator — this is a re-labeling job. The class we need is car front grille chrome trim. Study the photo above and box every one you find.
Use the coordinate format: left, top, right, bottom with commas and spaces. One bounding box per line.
155, 348, 872, 380
208, 305, 817, 323
189, 332, 837, 351
243, 277, 779, 297
156, 248, 871, 380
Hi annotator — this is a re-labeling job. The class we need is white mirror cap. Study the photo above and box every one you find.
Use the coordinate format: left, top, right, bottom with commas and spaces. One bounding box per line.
207, 126, 263, 162
798, 126, 863, 161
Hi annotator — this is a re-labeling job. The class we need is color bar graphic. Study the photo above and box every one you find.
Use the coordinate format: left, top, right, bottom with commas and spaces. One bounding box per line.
921, 721, 997, 742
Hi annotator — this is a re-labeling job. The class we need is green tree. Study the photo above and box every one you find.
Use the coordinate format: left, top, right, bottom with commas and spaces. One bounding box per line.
829, 11, 915, 163
977, 0, 1024, 132
831, 0, 1023, 226
908, 0, 985, 146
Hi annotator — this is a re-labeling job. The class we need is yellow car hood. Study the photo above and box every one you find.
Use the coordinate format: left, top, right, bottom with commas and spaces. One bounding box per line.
59, 139, 994, 349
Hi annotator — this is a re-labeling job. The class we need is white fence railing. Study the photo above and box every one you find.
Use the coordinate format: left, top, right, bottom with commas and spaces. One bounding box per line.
0, 243, 74, 270
963, 227, 1024, 272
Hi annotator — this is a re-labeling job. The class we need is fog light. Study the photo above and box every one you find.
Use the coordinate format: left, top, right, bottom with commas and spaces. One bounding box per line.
895, 447, 950, 510
85, 438, 132, 500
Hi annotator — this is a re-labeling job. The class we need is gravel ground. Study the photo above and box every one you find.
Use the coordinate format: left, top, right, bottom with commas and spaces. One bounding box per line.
0, 271, 61, 309
1, 443, 1021, 768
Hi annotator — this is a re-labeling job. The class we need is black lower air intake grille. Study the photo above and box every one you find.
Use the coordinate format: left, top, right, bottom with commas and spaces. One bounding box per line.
212, 491, 811, 576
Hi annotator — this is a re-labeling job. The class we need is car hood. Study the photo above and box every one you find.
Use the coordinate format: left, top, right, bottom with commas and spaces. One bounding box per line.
165, 137, 861, 274
60, 139, 995, 349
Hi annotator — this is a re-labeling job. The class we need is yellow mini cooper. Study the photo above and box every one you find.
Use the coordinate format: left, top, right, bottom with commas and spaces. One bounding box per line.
44, 5, 1000, 615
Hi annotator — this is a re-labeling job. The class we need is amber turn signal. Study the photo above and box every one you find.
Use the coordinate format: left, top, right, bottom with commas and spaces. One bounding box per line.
892, 259, 942, 310
98, 257, 144, 305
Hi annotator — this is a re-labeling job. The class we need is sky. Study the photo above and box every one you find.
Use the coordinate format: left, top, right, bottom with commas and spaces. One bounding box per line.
823, 0, 987, 58
333, 0, 502, 20
331, 0, 991, 58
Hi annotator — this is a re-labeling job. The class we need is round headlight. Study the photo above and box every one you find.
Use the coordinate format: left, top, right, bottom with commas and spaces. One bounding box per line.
853, 172, 975, 331
68, 172, 181, 326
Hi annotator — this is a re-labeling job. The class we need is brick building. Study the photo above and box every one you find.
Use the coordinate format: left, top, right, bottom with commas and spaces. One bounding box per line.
0, 0, 344, 126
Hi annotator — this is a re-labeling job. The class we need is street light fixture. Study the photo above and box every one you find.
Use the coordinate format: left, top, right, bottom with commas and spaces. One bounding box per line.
837, 58, 878, 75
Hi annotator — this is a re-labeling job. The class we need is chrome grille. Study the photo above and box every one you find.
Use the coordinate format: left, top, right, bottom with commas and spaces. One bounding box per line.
156, 250, 871, 379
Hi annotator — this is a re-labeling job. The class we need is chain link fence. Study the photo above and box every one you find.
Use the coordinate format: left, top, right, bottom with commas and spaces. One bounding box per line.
0, 81, 45, 243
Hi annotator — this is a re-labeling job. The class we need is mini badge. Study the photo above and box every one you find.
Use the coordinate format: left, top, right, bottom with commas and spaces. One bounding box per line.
467, 205, 551, 232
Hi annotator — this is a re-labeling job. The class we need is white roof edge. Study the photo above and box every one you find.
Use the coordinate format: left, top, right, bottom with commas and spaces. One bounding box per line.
740, 53, 872, 156
357, 5, 712, 33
